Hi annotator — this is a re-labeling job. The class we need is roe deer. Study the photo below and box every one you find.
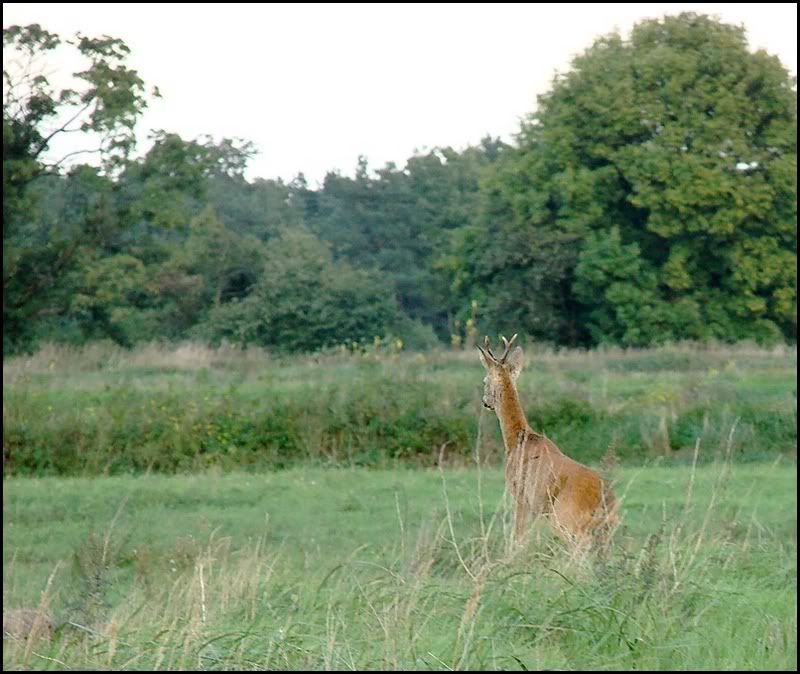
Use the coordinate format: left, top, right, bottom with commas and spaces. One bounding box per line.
477, 334, 618, 547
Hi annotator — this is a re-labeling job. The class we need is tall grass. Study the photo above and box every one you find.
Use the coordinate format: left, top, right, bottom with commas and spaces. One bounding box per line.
3, 341, 796, 476
4, 341, 796, 670
3, 449, 796, 670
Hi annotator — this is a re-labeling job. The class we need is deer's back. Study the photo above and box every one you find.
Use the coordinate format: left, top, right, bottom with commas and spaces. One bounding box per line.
508, 430, 609, 516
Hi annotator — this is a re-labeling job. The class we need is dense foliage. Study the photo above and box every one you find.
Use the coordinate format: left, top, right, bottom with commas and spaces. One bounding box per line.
3, 342, 795, 476
3, 13, 796, 355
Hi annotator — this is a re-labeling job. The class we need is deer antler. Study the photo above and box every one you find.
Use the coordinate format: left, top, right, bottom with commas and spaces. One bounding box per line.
481, 335, 497, 362
478, 335, 498, 364
479, 334, 518, 365
497, 333, 518, 363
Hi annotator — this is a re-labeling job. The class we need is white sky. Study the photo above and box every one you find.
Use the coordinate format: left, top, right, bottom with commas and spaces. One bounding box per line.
3, 2, 797, 185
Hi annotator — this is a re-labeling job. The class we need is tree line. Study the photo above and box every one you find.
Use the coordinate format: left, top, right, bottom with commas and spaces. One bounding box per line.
4, 13, 796, 355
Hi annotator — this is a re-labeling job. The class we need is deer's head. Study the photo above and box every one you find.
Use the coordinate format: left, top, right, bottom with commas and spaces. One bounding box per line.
476, 334, 524, 411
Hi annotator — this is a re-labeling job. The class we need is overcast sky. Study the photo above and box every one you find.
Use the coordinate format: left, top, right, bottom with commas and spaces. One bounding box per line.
3, 2, 797, 185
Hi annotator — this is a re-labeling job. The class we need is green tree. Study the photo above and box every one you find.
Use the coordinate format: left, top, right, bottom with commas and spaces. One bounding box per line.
207, 175, 304, 241
102, 136, 260, 342
573, 226, 704, 346
457, 13, 797, 345
203, 227, 397, 352
3, 23, 153, 352
117, 131, 256, 235
67, 252, 151, 345
149, 206, 267, 339
299, 139, 506, 340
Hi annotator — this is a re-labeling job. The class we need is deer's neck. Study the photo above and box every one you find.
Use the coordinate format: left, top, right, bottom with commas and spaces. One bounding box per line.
495, 377, 528, 455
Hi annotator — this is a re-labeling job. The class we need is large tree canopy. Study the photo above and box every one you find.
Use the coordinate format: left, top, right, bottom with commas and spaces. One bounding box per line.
453, 12, 797, 345
3, 23, 154, 351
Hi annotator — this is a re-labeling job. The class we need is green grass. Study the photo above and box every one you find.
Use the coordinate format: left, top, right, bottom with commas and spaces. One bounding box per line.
3, 341, 797, 475
3, 341, 796, 669
3, 460, 797, 670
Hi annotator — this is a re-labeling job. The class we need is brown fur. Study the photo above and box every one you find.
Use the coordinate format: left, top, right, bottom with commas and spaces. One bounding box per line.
478, 335, 618, 546
3, 608, 54, 640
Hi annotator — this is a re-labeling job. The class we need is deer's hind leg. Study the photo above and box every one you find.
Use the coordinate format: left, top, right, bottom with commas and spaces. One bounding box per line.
549, 487, 596, 548
512, 494, 527, 545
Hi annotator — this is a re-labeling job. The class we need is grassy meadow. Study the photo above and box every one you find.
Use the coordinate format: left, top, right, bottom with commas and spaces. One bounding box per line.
3, 341, 797, 670
3, 340, 797, 474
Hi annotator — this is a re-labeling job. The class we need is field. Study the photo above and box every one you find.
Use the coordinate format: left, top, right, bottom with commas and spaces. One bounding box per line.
3, 342, 797, 670
3, 341, 797, 474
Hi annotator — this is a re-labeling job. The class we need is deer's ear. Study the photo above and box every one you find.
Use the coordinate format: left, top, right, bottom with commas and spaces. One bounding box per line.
506, 346, 524, 379
477, 346, 491, 370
